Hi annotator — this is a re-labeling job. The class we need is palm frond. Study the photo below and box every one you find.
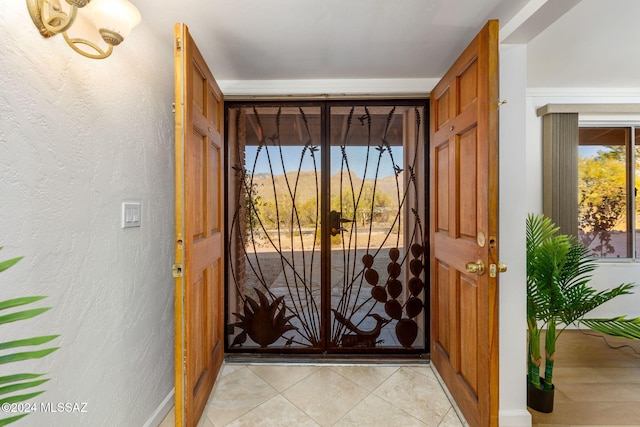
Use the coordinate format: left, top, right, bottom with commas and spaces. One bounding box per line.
0, 249, 58, 425
0, 307, 52, 325
0, 391, 45, 406
0, 379, 49, 397
0, 374, 44, 386
580, 316, 640, 340
0, 247, 23, 273
0, 414, 29, 426
0, 297, 46, 312
560, 284, 634, 325
0, 348, 59, 365
0, 336, 59, 351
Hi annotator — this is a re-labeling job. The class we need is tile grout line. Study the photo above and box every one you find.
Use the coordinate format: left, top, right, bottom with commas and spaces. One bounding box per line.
326, 366, 382, 426
206, 364, 280, 427
368, 366, 443, 426
246, 364, 321, 393
276, 389, 322, 426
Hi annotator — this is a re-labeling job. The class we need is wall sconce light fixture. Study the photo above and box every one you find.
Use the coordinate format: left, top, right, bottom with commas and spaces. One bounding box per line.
27, 0, 141, 59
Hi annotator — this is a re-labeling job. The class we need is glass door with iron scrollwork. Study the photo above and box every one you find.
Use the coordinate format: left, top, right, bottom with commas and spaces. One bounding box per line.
226, 102, 427, 353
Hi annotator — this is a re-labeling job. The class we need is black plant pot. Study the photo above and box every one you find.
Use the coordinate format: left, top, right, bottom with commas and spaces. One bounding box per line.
527, 377, 555, 413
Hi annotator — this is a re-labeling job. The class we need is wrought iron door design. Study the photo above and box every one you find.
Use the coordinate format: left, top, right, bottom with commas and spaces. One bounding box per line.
227, 102, 426, 353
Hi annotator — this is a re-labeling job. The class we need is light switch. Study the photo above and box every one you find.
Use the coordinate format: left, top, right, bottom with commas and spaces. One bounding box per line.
122, 202, 141, 228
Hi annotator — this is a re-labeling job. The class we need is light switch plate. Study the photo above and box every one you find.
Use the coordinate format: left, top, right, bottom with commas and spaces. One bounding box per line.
122, 202, 141, 228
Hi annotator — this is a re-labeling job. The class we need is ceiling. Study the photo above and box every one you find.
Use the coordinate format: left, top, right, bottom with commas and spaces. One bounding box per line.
527, 0, 640, 88
134, 0, 523, 81
132, 0, 640, 93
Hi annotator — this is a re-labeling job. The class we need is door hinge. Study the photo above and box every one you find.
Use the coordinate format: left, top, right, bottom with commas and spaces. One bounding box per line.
172, 263, 184, 278
176, 37, 182, 50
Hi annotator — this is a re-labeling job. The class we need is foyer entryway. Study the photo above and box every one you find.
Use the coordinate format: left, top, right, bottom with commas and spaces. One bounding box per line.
160, 362, 465, 426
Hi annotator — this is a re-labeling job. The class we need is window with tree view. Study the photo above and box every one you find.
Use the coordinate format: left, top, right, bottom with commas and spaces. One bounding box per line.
578, 126, 640, 258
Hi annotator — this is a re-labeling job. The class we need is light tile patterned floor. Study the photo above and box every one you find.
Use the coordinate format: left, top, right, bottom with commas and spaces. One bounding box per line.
160, 362, 466, 427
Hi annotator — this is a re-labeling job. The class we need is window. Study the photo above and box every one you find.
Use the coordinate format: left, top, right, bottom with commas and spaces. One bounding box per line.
578, 126, 640, 258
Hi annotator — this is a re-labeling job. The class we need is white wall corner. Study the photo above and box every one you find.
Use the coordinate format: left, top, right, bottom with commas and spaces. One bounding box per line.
143, 388, 174, 427
499, 409, 533, 427
500, 0, 581, 44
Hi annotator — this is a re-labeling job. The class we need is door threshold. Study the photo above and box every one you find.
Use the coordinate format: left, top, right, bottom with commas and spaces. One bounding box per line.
224, 353, 430, 366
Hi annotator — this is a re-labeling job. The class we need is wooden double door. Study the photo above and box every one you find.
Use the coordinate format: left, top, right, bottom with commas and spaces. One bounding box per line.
173, 20, 500, 427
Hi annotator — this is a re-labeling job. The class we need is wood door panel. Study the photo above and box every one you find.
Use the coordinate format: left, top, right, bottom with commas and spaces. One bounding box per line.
433, 233, 477, 271
435, 144, 450, 232
207, 85, 220, 133
458, 126, 478, 240
436, 88, 452, 130
460, 272, 479, 394
193, 234, 222, 271
458, 59, 478, 113
209, 143, 220, 233
188, 134, 206, 240
430, 20, 499, 427
208, 260, 221, 354
188, 268, 207, 391
434, 259, 451, 355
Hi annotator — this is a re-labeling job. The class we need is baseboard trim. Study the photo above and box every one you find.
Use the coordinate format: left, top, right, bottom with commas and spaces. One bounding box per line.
143, 388, 174, 427
499, 409, 532, 427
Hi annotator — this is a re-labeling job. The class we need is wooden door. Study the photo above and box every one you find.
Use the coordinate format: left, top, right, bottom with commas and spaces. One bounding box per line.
429, 20, 500, 427
174, 23, 224, 427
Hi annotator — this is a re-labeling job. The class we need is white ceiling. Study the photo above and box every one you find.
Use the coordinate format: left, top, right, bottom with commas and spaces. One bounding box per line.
133, 0, 534, 81
527, 0, 640, 88
132, 0, 640, 92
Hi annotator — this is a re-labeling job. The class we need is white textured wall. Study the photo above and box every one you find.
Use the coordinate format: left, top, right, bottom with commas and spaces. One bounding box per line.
498, 44, 531, 427
0, 3, 175, 426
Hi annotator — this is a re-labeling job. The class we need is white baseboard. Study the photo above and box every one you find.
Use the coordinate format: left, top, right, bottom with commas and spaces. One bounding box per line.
143, 388, 174, 427
499, 409, 532, 427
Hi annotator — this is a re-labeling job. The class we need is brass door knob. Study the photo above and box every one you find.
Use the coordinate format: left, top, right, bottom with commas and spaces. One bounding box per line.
465, 260, 485, 275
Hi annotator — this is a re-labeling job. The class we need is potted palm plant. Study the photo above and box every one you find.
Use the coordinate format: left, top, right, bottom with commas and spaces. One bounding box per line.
526, 214, 634, 412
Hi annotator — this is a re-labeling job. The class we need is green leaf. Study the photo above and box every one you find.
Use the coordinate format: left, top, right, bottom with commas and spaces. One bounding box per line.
0, 257, 23, 273
0, 348, 59, 365
0, 374, 44, 386
0, 379, 49, 396
0, 336, 59, 351
0, 308, 51, 325
0, 297, 47, 312
581, 316, 640, 339
0, 413, 29, 426
0, 391, 45, 405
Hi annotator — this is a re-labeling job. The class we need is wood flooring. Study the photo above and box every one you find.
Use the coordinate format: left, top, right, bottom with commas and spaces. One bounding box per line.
530, 329, 640, 426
